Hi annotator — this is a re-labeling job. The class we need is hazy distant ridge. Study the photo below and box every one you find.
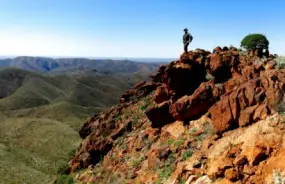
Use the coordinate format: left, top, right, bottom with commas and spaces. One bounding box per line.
0, 56, 169, 74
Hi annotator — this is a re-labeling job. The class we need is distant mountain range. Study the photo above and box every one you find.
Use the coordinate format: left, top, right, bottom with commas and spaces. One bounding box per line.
0, 56, 169, 75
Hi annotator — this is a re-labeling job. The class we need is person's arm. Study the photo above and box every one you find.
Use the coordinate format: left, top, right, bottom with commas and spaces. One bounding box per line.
189, 33, 193, 43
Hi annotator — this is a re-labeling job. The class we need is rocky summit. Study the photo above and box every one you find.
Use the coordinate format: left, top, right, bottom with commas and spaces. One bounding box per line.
59, 47, 285, 184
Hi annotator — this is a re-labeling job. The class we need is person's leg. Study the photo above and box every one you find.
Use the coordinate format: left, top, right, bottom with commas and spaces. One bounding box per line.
184, 43, 189, 53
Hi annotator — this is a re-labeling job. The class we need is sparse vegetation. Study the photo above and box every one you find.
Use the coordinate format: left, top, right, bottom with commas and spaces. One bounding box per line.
206, 73, 215, 81
156, 153, 176, 183
115, 115, 122, 121
0, 68, 152, 184
57, 163, 70, 175
276, 56, 285, 70
140, 98, 151, 110
132, 155, 146, 167
189, 127, 198, 134
166, 138, 175, 146
174, 138, 184, 148
56, 174, 74, 184
182, 150, 193, 161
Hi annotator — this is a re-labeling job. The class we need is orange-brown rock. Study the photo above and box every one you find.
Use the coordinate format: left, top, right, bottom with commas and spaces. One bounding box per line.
208, 70, 285, 132
243, 146, 267, 166
79, 113, 99, 139
145, 101, 175, 128
169, 80, 219, 121
253, 104, 271, 121
72, 135, 113, 169
233, 155, 247, 166
213, 46, 222, 53
153, 85, 169, 104
68, 47, 285, 184
121, 81, 158, 103
224, 168, 240, 181
165, 61, 206, 99
239, 105, 259, 127
265, 60, 277, 70
207, 153, 233, 178
151, 65, 167, 82
209, 51, 239, 82
208, 97, 236, 133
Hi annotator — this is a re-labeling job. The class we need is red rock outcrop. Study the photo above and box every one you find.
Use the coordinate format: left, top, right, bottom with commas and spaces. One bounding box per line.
145, 48, 282, 132
63, 46, 285, 184
145, 101, 175, 128
120, 81, 158, 103
169, 80, 223, 121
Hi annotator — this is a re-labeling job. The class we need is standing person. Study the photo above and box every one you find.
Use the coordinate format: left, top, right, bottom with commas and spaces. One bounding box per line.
183, 28, 193, 53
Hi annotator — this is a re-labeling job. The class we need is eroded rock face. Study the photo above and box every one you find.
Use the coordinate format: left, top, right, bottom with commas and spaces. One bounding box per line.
145, 101, 175, 128
153, 85, 169, 104
144, 48, 283, 132
169, 80, 221, 121
209, 51, 239, 82
120, 81, 158, 103
165, 62, 206, 99
66, 47, 285, 184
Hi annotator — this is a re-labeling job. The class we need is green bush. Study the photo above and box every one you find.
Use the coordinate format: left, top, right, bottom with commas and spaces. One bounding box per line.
276, 56, 285, 70
182, 150, 193, 161
56, 174, 74, 184
240, 33, 269, 50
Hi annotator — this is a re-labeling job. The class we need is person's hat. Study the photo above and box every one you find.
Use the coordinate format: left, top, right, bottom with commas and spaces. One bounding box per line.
184, 28, 188, 31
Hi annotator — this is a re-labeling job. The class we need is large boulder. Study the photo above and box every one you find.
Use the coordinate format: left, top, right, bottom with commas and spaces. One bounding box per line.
153, 85, 169, 104
208, 51, 239, 82
145, 101, 175, 128
120, 82, 158, 103
169, 80, 222, 121
165, 62, 206, 99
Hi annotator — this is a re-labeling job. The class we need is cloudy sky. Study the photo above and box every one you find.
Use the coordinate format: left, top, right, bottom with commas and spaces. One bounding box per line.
0, 0, 284, 58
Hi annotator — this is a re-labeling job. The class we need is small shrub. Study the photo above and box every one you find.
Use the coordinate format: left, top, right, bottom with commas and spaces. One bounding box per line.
195, 134, 204, 142
189, 127, 198, 134
276, 56, 285, 70
132, 156, 145, 167
140, 98, 150, 110
56, 174, 74, 184
109, 172, 120, 184
133, 117, 139, 125
174, 138, 184, 148
205, 73, 215, 81
158, 164, 174, 181
166, 138, 175, 146
182, 150, 192, 161
155, 152, 176, 183
115, 115, 122, 121
121, 143, 128, 150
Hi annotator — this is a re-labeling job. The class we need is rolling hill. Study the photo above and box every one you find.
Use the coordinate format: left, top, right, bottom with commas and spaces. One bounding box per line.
0, 67, 155, 184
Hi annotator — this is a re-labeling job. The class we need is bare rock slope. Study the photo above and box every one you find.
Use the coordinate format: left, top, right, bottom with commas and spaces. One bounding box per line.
59, 47, 285, 184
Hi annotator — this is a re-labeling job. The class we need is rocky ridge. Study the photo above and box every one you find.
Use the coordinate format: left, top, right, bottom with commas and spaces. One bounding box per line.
60, 47, 285, 184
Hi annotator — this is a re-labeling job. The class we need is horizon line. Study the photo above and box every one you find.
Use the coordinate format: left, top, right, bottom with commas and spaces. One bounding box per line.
0, 55, 178, 60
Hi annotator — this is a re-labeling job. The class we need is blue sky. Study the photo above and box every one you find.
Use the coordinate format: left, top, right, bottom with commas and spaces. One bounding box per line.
0, 0, 284, 58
